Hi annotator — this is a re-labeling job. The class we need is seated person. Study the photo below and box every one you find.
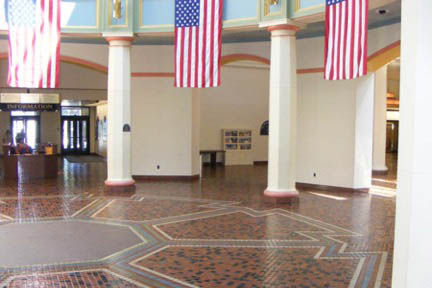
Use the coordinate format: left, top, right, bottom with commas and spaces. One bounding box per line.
14, 137, 33, 155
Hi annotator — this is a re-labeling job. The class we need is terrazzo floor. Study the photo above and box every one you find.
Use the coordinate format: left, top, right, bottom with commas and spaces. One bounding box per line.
0, 156, 396, 287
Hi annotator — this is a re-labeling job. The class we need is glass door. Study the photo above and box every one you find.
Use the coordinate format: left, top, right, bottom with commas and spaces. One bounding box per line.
61, 116, 90, 154
11, 115, 40, 150
26, 119, 38, 149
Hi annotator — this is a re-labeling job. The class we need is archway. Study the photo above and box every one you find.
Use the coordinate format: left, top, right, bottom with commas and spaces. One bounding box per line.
370, 41, 401, 191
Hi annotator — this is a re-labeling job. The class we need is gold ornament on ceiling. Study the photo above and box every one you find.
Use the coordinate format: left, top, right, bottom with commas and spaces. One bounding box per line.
264, 0, 279, 16
113, 0, 122, 19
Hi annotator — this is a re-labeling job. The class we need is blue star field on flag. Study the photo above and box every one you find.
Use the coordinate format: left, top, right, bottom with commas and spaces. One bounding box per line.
175, 0, 200, 28
327, 0, 346, 6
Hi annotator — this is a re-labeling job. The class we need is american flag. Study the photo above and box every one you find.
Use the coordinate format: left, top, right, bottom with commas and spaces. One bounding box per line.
7, 0, 61, 88
175, 0, 223, 88
324, 0, 368, 80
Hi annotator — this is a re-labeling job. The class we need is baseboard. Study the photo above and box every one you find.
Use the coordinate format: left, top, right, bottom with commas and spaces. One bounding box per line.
133, 175, 200, 182
202, 162, 224, 167
90, 153, 106, 158
372, 179, 397, 189
296, 182, 369, 193
372, 170, 389, 176
253, 161, 268, 165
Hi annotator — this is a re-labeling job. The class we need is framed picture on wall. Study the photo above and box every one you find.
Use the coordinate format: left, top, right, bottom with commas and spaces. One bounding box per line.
226, 144, 238, 150
240, 144, 252, 150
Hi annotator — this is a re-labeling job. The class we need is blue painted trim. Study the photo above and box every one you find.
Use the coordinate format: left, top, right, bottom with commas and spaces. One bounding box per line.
362, 256, 377, 288
327, 245, 336, 256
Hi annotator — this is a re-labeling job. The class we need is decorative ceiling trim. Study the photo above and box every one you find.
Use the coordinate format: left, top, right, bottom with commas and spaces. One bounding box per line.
131, 72, 175, 78
297, 67, 324, 74
221, 54, 270, 66
60, 55, 108, 74
296, 41, 402, 75
0, 53, 108, 74
367, 41, 401, 72
0, 53, 270, 78
0, 42, 401, 79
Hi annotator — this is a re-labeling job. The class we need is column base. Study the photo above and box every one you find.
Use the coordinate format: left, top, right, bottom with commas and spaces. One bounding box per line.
264, 189, 299, 204
264, 189, 299, 205
264, 188, 298, 198
105, 179, 136, 194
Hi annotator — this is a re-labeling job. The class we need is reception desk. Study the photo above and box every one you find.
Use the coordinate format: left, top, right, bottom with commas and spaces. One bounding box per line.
4, 153, 58, 182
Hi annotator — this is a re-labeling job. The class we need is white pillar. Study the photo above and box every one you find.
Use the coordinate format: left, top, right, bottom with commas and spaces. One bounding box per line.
264, 25, 299, 198
372, 66, 388, 173
104, 36, 135, 188
353, 75, 375, 189
392, 1, 432, 287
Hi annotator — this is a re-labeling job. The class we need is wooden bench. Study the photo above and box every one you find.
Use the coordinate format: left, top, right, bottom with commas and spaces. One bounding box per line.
200, 150, 225, 167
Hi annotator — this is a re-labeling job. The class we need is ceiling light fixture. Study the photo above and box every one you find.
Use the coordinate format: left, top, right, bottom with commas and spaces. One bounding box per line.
376, 9, 389, 15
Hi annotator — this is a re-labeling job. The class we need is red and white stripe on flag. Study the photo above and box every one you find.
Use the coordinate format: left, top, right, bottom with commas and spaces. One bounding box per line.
324, 0, 368, 80
7, 0, 61, 88
174, 0, 223, 88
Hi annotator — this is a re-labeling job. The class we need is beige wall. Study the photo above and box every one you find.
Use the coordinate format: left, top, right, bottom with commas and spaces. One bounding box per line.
191, 89, 201, 174
200, 64, 269, 163
296, 35, 377, 189
131, 78, 200, 176
0, 111, 10, 155
40, 112, 61, 147
89, 107, 97, 154
297, 74, 375, 189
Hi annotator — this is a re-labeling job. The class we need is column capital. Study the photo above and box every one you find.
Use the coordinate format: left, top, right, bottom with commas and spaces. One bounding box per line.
104, 36, 134, 47
268, 25, 300, 37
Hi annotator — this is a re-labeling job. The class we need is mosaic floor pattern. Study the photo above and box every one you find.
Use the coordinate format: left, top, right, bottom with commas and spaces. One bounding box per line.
0, 159, 395, 287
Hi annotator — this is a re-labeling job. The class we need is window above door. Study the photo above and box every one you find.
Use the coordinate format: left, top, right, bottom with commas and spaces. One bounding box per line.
61, 107, 90, 116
